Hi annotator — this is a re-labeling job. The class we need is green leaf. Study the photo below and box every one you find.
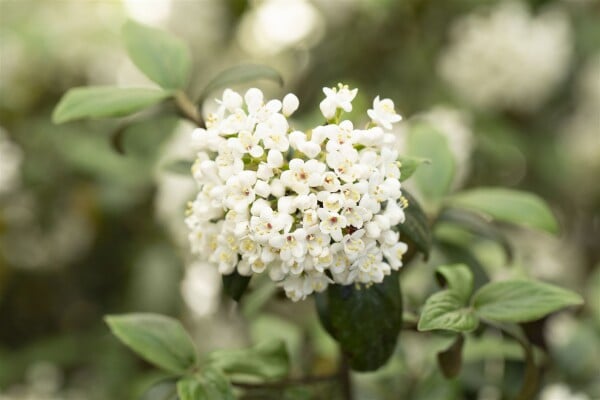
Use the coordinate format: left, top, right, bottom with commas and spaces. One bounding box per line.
473, 280, 584, 323
199, 64, 284, 102
437, 334, 464, 379
398, 156, 430, 182
52, 87, 170, 124
177, 378, 207, 400
177, 369, 235, 400
162, 159, 194, 175
407, 121, 456, 202
105, 313, 197, 374
418, 291, 478, 333
437, 207, 514, 264
447, 188, 559, 234
435, 264, 474, 303
418, 264, 478, 333
123, 19, 191, 90
315, 271, 403, 371
397, 191, 432, 259
222, 271, 252, 302
207, 340, 289, 381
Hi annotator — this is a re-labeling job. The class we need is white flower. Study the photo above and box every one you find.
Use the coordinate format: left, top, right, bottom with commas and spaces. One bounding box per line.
282, 93, 300, 116
317, 209, 347, 241
320, 84, 358, 119
224, 171, 257, 212
186, 86, 408, 301
281, 159, 326, 195
367, 96, 402, 129
255, 113, 290, 152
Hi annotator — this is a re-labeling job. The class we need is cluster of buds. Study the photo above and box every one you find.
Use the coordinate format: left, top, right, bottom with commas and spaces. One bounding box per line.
186, 84, 408, 301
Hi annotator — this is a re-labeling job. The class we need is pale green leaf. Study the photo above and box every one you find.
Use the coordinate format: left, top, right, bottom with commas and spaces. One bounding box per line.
52, 87, 170, 124
447, 188, 559, 234
435, 264, 474, 303
177, 369, 234, 400
398, 156, 430, 182
105, 313, 197, 374
407, 121, 456, 202
123, 19, 191, 90
206, 340, 289, 381
473, 280, 583, 323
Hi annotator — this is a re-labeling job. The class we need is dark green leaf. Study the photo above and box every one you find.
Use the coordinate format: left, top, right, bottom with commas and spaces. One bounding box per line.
222, 271, 252, 302
123, 20, 191, 90
437, 208, 514, 264
407, 121, 456, 203
473, 280, 583, 323
437, 334, 464, 379
397, 191, 431, 259
398, 156, 430, 182
52, 87, 170, 124
447, 188, 559, 234
162, 159, 194, 175
315, 271, 403, 371
105, 313, 197, 374
207, 340, 289, 381
199, 64, 283, 102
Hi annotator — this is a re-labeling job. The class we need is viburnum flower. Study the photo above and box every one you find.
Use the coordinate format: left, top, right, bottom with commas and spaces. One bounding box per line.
186, 84, 408, 301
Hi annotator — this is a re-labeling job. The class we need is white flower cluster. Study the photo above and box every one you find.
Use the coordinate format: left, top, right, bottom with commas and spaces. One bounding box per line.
186, 84, 407, 301
439, 1, 572, 111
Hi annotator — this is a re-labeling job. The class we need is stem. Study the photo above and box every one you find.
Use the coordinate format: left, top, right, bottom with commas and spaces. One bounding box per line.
174, 91, 204, 127
231, 373, 338, 389
339, 356, 354, 400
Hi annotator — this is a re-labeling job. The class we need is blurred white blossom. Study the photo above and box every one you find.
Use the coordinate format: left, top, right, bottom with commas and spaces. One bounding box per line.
0, 128, 23, 197
439, 1, 572, 111
540, 384, 590, 400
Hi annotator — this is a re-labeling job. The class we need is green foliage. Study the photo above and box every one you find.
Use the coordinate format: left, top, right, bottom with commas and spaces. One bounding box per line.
52, 87, 170, 123
105, 314, 197, 374
447, 188, 559, 234
222, 271, 252, 302
397, 191, 432, 259
418, 264, 478, 333
419, 266, 584, 332
177, 369, 235, 400
398, 156, 430, 182
437, 207, 514, 263
315, 271, 403, 371
206, 340, 290, 382
122, 20, 192, 90
199, 64, 284, 102
407, 121, 456, 203
473, 280, 584, 323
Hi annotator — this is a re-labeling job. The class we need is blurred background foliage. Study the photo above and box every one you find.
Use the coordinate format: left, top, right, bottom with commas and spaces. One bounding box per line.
0, 0, 598, 399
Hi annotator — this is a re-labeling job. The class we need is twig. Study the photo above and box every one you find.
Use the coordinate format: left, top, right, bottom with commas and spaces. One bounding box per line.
174, 91, 204, 127
339, 356, 354, 400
